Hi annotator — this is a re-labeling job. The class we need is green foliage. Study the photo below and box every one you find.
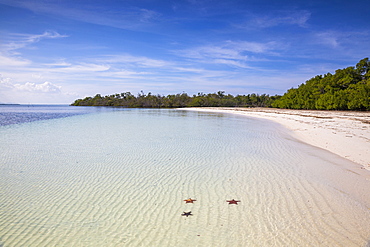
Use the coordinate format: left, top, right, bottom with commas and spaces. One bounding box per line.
272, 58, 370, 110
71, 91, 275, 108
72, 58, 370, 111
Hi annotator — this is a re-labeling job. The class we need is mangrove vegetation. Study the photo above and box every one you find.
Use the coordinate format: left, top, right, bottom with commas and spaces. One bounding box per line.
71, 58, 370, 110
272, 58, 370, 110
71, 91, 276, 108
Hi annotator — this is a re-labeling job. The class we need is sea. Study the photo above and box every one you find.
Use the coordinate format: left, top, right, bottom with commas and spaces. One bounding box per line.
0, 105, 369, 246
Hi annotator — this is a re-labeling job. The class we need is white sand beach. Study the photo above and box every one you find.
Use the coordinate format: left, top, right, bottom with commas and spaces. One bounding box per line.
183, 107, 370, 172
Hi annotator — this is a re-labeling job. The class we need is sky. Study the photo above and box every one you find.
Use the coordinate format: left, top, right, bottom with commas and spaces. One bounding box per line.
0, 0, 370, 104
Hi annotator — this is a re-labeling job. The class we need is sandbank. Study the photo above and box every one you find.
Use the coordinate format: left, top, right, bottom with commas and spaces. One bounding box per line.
182, 107, 370, 172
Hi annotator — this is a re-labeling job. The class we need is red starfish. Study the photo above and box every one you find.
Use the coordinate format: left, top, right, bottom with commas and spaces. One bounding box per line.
226, 199, 240, 204
184, 198, 196, 203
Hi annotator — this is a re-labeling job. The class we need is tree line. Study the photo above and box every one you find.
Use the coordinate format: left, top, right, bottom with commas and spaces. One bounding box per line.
271, 58, 370, 110
71, 58, 369, 110
71, 91, 276, 108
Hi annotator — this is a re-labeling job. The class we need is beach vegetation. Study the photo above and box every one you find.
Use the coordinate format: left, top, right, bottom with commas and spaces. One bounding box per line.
71, 91, 274, 108
72, 58, 370, 110
272, 58, 370, 110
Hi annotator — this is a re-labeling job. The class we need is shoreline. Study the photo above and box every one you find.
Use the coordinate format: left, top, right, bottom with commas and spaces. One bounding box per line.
181, 107, 370, 172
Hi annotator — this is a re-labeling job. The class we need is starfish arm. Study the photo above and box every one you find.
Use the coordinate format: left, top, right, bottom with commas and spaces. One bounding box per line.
181, 211, 193, 217
227, 199, 241, 204
184, 198, 196, 203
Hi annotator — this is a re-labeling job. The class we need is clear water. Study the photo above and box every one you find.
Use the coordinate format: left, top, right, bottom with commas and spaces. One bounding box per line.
0, 105, 111, 126
0, 106, 369, 246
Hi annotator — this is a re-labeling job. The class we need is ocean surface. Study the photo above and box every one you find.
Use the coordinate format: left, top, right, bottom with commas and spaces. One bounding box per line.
1, 105, 369, 246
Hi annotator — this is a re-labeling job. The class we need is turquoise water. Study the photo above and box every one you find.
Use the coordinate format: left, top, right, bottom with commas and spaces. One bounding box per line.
1, 106, 369, 246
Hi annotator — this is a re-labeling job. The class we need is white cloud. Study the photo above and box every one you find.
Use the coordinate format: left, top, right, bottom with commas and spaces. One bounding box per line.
313, 30, 369, 50
0, 54, 31, 66
0, 75, 79, 103
173, 67, 206, 73
99, 55, 170, 68
212, 59, 252, 68
248, 10, 311, 28
174, 40, 278, 68
108, 70, 151, 77
0, 75, 59, 93
138, 9, 162, 22
0, 76, 14, 89
193, 46, 243, 60
14, 81, 62, 93
56, 63, 111, 73
0, 31, 68, 74
315, 31, 340, 48
0, 0, 161, 31
177, 45, 239, 63
2, 31, 68, 53
23, 31, 67, 44
225, 40, 278, 54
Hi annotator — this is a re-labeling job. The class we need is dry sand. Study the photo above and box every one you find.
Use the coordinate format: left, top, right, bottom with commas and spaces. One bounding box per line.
183, 107, 370, 172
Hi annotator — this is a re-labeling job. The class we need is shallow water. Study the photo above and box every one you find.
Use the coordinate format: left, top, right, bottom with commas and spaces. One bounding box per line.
0, 104, 112, 126
1, 106, 369, 246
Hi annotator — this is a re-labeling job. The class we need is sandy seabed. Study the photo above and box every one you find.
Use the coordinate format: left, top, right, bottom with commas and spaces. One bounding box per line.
183, 107, 370, 171
1, 109, 370, 246
182, 107, 370, 245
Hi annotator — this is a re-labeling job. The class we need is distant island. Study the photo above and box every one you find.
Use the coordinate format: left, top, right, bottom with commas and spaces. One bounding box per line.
71, 58, 369, 110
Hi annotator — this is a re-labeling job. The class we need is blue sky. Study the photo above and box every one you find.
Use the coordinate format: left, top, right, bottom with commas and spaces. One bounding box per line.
1, 0, 369, 104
